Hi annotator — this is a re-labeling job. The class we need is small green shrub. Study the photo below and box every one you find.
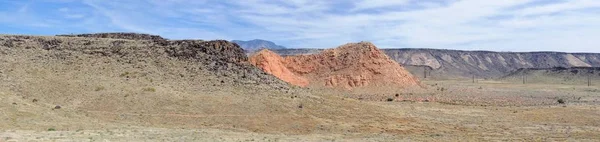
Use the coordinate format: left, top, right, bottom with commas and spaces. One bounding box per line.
438, 87, 446, 92
94, 86, 105, 91
142, 87, 156, 92
386, 98, 394, 102
119, 72, 130, 77
48, 128, 56, 131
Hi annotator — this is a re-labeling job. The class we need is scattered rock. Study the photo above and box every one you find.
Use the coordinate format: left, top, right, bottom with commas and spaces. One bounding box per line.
56, 33, 166, 41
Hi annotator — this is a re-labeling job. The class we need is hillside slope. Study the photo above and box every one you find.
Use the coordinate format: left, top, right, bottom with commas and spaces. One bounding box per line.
0, 34, 423, 135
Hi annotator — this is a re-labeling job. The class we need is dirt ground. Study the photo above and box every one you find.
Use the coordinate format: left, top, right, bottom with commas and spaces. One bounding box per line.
2, 80, 599, 141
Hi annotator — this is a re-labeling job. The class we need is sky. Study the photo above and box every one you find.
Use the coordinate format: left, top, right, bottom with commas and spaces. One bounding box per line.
0, 0, 599, 52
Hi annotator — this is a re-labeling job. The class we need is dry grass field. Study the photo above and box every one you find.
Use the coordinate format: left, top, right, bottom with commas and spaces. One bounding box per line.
2, 80, 599, 141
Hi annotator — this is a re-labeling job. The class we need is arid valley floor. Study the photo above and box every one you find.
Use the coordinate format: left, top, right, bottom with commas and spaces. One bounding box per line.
2, 80, 600, 141
1, 34, 599, 141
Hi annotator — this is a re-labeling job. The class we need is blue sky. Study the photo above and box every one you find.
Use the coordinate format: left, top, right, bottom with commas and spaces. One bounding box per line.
1, 0, 599, 52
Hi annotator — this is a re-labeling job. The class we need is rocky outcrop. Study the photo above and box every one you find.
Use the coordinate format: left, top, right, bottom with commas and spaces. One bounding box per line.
0, 35, 289, 89
253, 42, 422, 90
249, 49, 309, 87
167, 40, 247, 63
57, 33, 166, 41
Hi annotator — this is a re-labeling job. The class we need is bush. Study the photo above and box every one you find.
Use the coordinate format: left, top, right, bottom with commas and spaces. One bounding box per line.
386, 98, 394, 102
142, 87, 156, 92
95, 86, 105, 91
48, 128, 56, 131
557, 99, 565, 104
119, 72, 130, 77
438, 87, 446, 91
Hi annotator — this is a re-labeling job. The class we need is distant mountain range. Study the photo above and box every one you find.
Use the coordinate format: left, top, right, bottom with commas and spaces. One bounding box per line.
231, 39, 286, 52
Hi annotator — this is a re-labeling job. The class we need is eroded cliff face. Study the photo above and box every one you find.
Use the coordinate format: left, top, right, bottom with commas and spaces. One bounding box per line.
273, 48, 600, 79
385, 49, 600, 78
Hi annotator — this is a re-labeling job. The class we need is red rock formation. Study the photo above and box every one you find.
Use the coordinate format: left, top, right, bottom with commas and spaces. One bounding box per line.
249, 49, 309, 87
250, 42, 422, 90
284, 42, 422, 90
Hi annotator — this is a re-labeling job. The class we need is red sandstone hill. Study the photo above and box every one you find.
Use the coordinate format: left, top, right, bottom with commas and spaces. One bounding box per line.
250, 42, 422, 90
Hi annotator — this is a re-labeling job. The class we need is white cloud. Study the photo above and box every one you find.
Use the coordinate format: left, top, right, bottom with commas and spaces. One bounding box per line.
226, 0, 600, 51
517, 0, 600, 16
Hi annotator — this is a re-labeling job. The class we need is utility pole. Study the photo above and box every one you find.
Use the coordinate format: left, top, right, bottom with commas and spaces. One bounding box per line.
472, 74, 475, 83
522, 75, 526, 84
423, 66, 427, 79
588, 75, 591, 86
